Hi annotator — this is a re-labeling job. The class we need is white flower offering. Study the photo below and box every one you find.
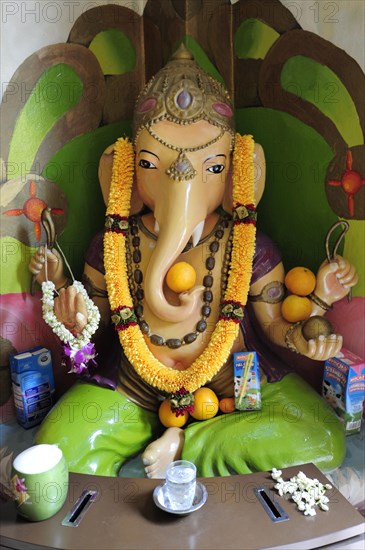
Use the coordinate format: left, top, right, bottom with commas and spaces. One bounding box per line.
271, 468, 332, 516
42, 280, 101, 374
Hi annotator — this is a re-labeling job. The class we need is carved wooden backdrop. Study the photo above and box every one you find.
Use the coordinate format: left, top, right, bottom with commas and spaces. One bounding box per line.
1, 0, 364, 414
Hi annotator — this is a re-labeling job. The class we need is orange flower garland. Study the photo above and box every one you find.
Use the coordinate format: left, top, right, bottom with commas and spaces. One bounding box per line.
104, 134, 256, 394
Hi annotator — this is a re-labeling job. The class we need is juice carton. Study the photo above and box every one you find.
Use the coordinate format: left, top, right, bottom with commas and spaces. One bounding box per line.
322, 348, 365, 435
9, 346, 55, 429
234, 351, 261, 410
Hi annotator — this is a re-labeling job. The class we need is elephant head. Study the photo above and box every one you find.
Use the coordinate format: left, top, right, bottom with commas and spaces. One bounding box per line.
99, 122, 265, 324
99, 45, 265, 324
134, 120, 231, 323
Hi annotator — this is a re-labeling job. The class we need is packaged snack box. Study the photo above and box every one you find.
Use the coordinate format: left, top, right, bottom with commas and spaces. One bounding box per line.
10, 346, 55, 429
322, 348, 365, 435
234, 351, 261, 410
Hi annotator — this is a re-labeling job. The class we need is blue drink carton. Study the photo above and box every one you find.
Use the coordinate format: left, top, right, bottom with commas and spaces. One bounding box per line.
234, 351, 261, 410
323, 348, 365, 435
10, 346, 55, 429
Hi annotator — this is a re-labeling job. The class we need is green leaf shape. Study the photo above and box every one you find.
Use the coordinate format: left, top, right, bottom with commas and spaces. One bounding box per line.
236, 107, 339, 273
89, 29, 136, 75
234, 19, 279, 60
41, 121, 131, 280
8, 64, 83, 178
179, 36, 225, 85
281, 56, 363, 147
183, 373, 345, 475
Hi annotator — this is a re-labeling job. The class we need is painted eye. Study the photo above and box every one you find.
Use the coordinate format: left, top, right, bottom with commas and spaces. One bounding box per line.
207, 164, 225, 174
139, 159, 156, 169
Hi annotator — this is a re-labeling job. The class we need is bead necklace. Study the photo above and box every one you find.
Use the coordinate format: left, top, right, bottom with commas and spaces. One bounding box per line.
126, 215, 229, 349
104, 134, 256, 394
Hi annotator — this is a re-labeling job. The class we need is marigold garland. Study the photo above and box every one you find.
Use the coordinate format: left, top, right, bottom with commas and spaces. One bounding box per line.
104, 134, 256, 394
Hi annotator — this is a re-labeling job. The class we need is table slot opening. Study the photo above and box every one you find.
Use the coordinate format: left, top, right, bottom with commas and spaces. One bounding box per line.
62, 490, 98, 527
255, 487, 289, 523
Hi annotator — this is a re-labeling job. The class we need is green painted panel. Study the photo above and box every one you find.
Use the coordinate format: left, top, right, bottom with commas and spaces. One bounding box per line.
2, 122, 131, 294
0, 237, 35, 294
281, 56, 363, 147
89, 29, 136, 75
42, 121, 132, 280
234, 18, 279, 60
235, 107, 338, 273
343, 220, 364, 297
180, 36, 225, 85
8, 64, 83, 177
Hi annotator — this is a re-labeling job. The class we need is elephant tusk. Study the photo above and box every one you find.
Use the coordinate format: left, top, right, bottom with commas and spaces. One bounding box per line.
154, 218, 160, 235
192, 220, 205, 247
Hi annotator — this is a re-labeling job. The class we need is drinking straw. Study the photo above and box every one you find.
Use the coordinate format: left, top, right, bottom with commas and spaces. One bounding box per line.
238, 353, 253, 405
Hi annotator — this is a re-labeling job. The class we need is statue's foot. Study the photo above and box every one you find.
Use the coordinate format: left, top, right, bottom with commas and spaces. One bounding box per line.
142, 427, 184, 479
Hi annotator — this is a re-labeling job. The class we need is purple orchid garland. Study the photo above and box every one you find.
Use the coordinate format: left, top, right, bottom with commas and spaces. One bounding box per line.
63, 342, 97, 374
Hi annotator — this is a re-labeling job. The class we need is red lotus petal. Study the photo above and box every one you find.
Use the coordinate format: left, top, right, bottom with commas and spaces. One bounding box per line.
346, 150, 352, 171
348, 195, 354, 217
29, 181, 36, 197
34, 221, 41, 241
2, 209, 24, 216
50, 208, 64, 215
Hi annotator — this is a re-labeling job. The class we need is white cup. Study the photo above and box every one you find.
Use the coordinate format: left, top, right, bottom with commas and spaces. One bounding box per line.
164, 460, 196, 511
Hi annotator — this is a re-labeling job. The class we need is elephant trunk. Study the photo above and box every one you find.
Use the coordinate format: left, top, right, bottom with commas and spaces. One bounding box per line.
144, 185, 206, 323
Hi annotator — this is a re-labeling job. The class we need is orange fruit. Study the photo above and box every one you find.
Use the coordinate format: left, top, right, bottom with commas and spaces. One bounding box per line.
166, 262, 197, 293
281, 295, 312, 323
219, 397, 236, 414
158, 399, 189, 428
190, 388, 219, 420
284, 266, 316, 296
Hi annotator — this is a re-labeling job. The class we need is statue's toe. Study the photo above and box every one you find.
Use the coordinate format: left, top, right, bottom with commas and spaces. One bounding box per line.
142, 444, 160, 466
141, 427, 185, 479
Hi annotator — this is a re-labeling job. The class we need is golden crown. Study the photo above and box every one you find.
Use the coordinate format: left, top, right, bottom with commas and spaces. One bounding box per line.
133, 44, 235, 141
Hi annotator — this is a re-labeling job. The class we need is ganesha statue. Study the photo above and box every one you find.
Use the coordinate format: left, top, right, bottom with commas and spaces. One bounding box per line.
30, 46, 358, 478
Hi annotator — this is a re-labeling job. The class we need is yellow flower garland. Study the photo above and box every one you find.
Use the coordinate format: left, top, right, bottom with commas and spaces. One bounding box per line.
104, 134, 256, 394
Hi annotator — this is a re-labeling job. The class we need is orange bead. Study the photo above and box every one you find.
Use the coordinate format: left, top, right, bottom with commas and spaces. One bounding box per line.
284, 266, 316, 296
191, 388, 219, 420
219, 397, 236, 414
281, 295, 312, 323
166, 262, 196, 293
158, 399, 189, 428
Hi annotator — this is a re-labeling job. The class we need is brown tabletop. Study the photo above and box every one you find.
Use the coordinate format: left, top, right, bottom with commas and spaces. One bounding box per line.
0, 463, 364, 550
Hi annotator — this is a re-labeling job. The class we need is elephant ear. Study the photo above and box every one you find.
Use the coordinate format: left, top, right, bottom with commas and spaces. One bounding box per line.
253, 143, 266, 205
98, 144, 143, 214
223, 141, 265, 213
98, 144, 114, 205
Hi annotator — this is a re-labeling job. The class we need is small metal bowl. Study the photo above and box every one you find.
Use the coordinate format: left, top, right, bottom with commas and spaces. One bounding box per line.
153, 481, 208, 515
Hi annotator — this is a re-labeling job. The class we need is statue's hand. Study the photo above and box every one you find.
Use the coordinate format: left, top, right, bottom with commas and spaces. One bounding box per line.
29, 246, 66, 289
54, 286, 88, 336
315, 255, 358, 305
293, 329, 343, 361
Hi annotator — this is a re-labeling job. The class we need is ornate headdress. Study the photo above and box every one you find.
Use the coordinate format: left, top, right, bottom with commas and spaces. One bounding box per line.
133, 45, 235, 181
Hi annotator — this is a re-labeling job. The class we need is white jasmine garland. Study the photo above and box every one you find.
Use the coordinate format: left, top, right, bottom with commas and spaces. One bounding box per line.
271, 468, 332, 516
42, 280, 101, 353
